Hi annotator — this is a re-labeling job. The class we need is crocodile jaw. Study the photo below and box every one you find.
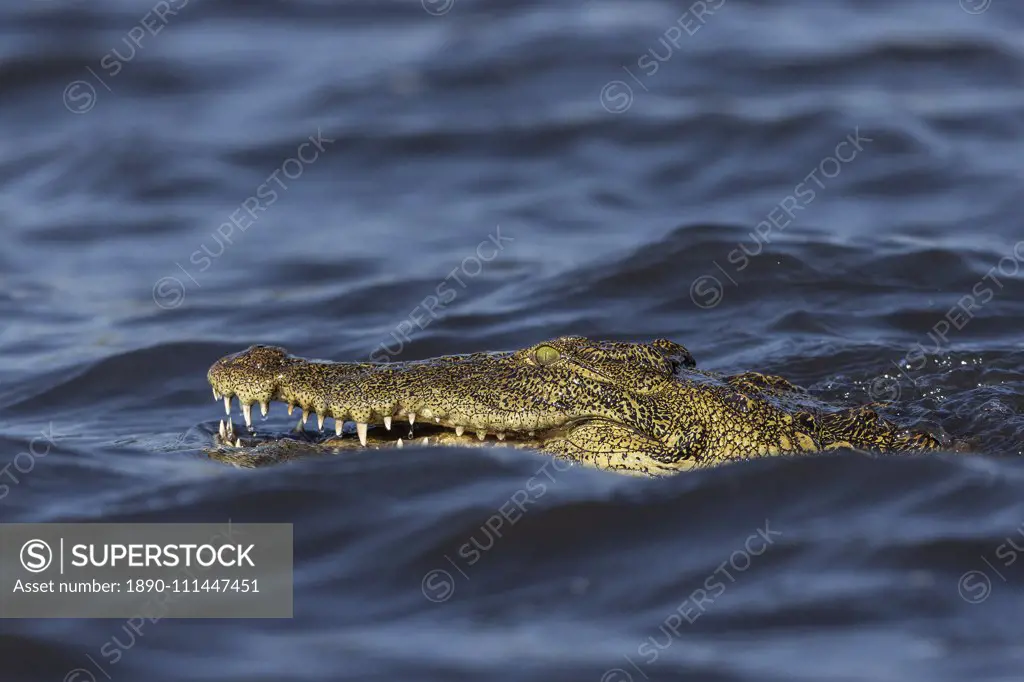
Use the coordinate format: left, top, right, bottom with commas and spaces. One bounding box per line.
207, 345, 576, 446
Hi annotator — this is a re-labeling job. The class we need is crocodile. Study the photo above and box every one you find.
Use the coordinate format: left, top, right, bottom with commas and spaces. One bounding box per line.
204, 336, 955, 475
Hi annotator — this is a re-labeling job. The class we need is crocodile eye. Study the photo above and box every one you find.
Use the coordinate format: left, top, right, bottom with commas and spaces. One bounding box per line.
534, 345, 561, 366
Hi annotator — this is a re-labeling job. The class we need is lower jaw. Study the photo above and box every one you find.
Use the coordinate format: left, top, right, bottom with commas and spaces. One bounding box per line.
214, 392, 564, 447
212, 417, 552, 452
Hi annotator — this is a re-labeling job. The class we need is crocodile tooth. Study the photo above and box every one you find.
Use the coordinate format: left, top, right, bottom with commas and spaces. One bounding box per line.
357, 422, 368, 446
288, 404, 295, 416
213, 387, 220, 401
396, 438, 403, 448
260, 401, 269, 418
335, 420, 343, 436
477, 430, 486, 441
384, 416, 392, 431
223, 396, 231, 415
422, 437, 429, 445
496, 432, 506, 441
455, 426, 465, 437
435, 417, 441, 423
528, 431, 535, 437
219, 420, 227, 439
408, 413, 416, 425
234, 438, 242, 448
316, 412, 325, 431
242, 403, 252, 427
302, 409, 310, 425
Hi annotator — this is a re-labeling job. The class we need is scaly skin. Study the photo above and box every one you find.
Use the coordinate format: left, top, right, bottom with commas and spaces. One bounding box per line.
206, 336, 947, 475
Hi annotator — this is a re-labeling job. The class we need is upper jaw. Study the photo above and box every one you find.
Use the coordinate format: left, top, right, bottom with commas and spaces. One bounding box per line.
207, 346, 575, 445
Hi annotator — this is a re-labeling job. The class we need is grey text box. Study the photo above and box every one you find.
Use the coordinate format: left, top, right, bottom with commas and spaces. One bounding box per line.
0, 523, 292, 618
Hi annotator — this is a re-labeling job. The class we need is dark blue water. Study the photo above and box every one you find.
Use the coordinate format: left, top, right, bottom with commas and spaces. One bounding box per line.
2, 0, 1024, 680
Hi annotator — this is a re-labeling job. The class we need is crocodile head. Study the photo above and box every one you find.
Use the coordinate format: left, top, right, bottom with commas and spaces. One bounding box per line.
207, 336, 702, 472
207, 335, 947, 474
